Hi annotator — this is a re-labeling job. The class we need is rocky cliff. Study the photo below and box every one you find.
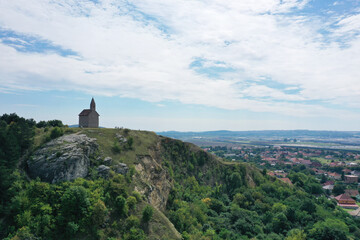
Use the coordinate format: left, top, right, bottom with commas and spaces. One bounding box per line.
26, 129, 182, 239
27, 133, 98, 183
27, 131, 174, 212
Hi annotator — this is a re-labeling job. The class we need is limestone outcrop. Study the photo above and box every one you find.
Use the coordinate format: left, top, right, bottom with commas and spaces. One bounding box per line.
135, 145, 173, 211
97, 165, 110, 178
113, 163, 129, 175
27, 133, 98, 183
103, 157, 112, 166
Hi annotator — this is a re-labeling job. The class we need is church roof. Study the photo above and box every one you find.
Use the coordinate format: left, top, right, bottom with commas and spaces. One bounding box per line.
79, 109, 99, 116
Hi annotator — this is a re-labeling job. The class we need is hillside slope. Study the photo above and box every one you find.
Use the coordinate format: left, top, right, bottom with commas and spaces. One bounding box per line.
1, 124, 360, 239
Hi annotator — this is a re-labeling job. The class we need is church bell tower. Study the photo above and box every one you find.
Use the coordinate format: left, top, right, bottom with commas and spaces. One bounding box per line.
90, 97, 96, 111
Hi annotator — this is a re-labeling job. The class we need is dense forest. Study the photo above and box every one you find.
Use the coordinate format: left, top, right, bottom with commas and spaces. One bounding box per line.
1, 113, 360, 239
161, 139, 360, 239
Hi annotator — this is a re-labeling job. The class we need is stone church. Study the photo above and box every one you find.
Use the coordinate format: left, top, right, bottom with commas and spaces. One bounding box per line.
79, 98, 100, 128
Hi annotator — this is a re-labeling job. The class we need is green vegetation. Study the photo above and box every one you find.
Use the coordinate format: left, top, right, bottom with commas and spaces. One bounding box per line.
36, 120, 64, 128
142, 205, 153, 223
0, 114, 180, 240
50, 127, 64, 139
0, 113, 35, 208
82, 128, 158, 166
1, 173, 150, 239
160, 138, 360, 239
2, 113, 360, 240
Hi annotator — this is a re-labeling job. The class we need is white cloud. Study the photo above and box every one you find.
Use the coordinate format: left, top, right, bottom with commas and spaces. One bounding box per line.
0, 0, 360, 120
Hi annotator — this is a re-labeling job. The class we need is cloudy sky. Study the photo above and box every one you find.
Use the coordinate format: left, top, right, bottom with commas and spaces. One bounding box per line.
0, 0, 360, 131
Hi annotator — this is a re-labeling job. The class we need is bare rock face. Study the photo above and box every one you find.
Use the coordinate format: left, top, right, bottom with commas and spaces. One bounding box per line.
103, 157, 112, 166
115, 133, 127, 143
113, 163, 129, 175
97, 165, 110, 178
27, 134, 98, 183
135, 153, 173, 211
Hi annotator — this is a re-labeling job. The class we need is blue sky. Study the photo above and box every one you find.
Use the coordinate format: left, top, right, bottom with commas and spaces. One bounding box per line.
0, 0, 360, 131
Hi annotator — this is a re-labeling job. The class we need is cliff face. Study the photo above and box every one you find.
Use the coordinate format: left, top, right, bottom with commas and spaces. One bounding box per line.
134, 142, 173, 211
27, 131, 174, 212
27, 133, 98, 183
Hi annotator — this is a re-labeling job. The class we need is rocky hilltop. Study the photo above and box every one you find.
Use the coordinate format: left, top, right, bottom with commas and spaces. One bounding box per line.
23, 128, 264, 240
25, 129, 183, 239
27, 131, 173, 210
27, 133, 98, 183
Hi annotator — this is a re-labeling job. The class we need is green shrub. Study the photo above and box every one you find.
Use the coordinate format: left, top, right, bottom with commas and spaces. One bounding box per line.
127, 196, 137, 210
66, 222, 79, 235
112, 142, 121, 154
115, 196, 128, 217
127, 137, 134, 149
142, 205, 153, 223
92, 199, 108, 226
132, 191, 142, 201
50, 127, 63, 139
124, 227, 146, 240
125, 215, 140, 230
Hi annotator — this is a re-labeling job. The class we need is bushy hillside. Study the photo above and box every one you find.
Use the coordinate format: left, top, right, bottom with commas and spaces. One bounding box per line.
160, 138, 360, 239
1, 114, 360, 240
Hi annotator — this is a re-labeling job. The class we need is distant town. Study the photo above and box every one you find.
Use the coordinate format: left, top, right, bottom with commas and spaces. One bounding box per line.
205, 145, 360, 216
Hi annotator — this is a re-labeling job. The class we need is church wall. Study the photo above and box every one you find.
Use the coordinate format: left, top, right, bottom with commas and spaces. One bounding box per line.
88, 111, 99, 128
79, 115, 89, 127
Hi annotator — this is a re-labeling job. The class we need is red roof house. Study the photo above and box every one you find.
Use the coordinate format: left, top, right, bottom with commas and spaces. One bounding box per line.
335, 193, 358, 209
328, 172, 341, 180
322, 181, 335, 186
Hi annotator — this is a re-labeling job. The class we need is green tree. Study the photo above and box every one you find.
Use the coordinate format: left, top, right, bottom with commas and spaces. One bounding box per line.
47, 120, 63, 127
142, 205, 153, 223
310, 219, 349, 240
127, 196, 137, 210
115, 195, 128, 217
127, 137, 134, 149
232, 193, 246, 208
10, 226, 38, 240
60, 186, 91, 223
333, 184, 345, 196
125, 215, 140, 230
301, 199, 317, 213
36, 121, 47, 128
124, 227, 146, 240
285, 229, 306, 240
272, 213, 290, 234
92, 199, 108, 226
